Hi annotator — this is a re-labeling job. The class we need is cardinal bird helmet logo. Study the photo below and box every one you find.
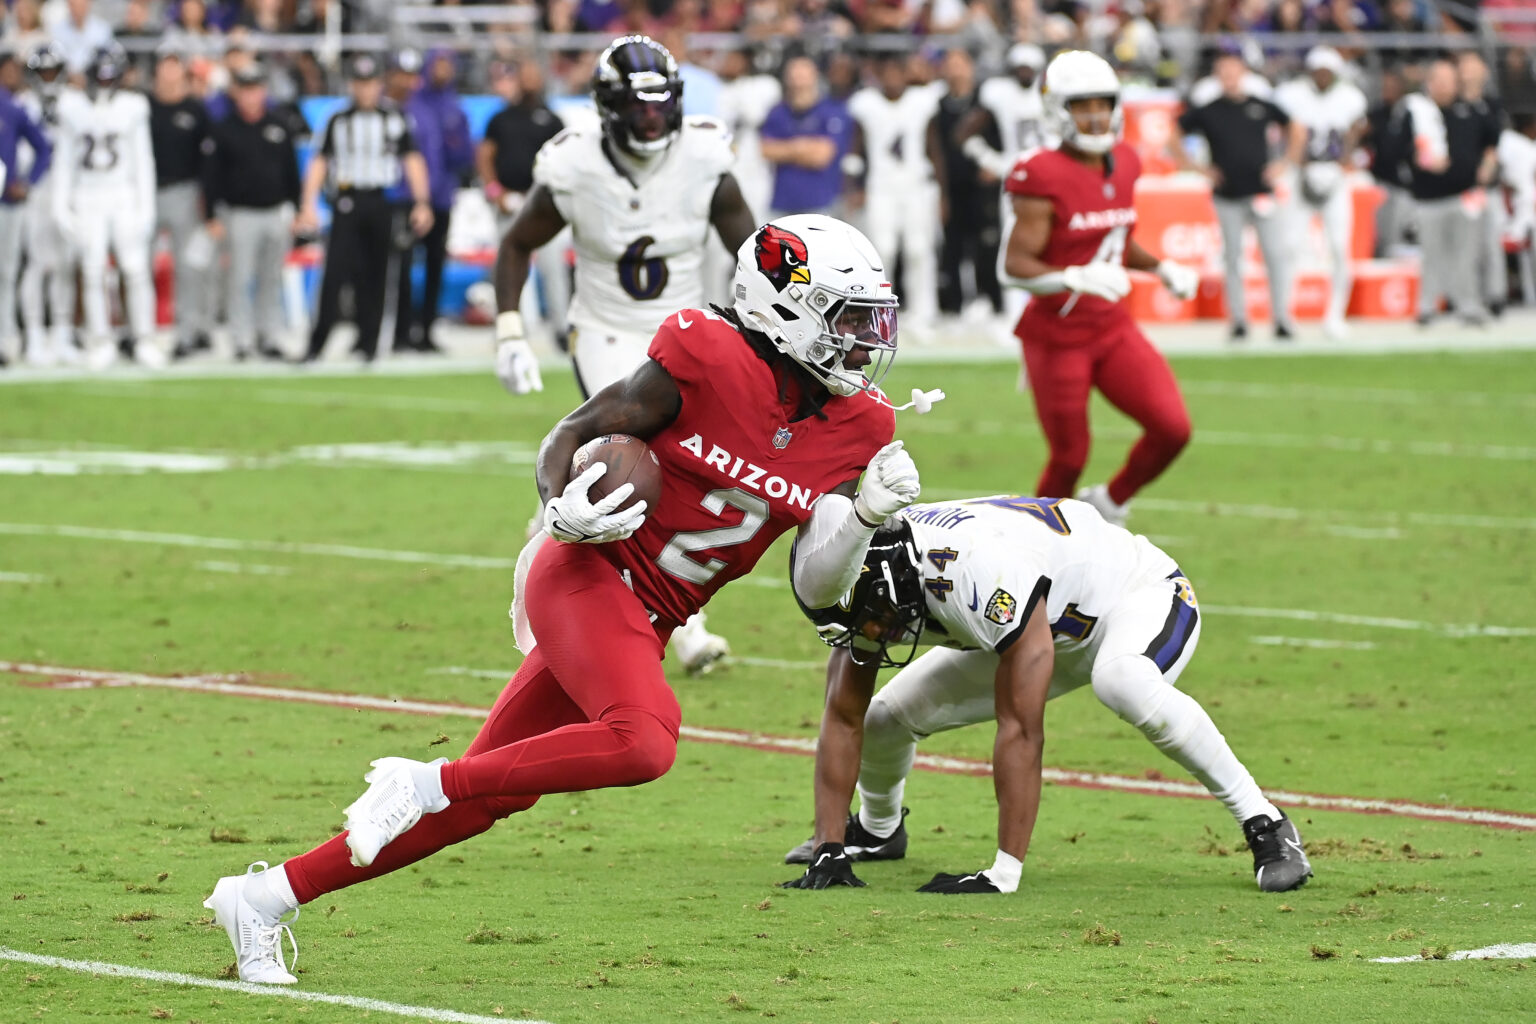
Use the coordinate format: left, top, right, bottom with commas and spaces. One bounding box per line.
754, 224, 811, 292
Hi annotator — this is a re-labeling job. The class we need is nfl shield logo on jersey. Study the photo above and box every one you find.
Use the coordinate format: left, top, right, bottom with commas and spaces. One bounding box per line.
772, 426, 793, 449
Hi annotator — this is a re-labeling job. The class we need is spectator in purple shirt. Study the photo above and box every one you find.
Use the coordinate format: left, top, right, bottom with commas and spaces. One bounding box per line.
759, 55, 852, 218
388, 49, 473, 353
0, 60, 53, 366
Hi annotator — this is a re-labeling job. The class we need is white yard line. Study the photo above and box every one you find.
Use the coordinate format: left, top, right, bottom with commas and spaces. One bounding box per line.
1180, 379, 1536, 410
0, 571, 47, 583
195, 560, 294, 576
917, 492, 1536, 534
1250, 635, 1380, 650
0, 947, 549, 1024
2, 522, 1529, 638
0, 523, 519, 570
10, 661, 1536, 832
1371, 943, 1536, 963
1203, 605, 1536, 638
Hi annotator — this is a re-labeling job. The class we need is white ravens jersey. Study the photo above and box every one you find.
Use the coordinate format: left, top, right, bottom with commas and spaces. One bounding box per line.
55, 87, 154, 199
1275, 77, 1368, 165
899, 496, 1178, 656
532, 116, 735, 336
848, 85, 941, 193
977, 76, 1047, 158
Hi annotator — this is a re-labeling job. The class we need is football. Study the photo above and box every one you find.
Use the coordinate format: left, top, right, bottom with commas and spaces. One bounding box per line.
570, 434, 662, 515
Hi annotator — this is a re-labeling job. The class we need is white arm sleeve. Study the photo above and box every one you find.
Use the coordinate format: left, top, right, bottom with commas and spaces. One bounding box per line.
790, 492, 878, 610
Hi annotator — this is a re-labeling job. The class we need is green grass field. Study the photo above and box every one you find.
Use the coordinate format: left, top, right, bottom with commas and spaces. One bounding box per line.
2, 350, 1534, 1023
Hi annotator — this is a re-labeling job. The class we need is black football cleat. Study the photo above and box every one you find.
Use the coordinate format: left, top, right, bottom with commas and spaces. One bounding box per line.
1242, 810, 1312, 892
784, 808, 909, 865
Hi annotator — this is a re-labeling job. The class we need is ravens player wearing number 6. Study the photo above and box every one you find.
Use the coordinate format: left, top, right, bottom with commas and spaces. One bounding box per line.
494, 34, 758, 674
781, 494, 1312, 895
1002, 51, 1199, 527
204, 214, 922, 983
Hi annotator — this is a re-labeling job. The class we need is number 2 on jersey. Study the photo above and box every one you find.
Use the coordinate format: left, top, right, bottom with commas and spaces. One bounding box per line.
656, 487, 769, 585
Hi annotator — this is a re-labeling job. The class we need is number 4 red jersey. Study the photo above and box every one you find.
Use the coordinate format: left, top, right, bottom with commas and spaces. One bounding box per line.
597, 309, 896, 627
1005, 142, 1143, 346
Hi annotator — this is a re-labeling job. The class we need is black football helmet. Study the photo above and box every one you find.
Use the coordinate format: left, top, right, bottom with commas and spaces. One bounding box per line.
90, 44, 129, 92
592, 35, 684, 157
795, 519, 926, 668
26, 43, 65, 81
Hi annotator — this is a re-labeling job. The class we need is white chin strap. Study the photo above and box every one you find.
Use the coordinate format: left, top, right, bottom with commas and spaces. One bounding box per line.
1074, 131, 1117, 154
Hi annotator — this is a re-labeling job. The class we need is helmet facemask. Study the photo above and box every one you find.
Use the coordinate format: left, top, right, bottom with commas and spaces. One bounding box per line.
801, 524, 925, 668
793, 289, 898, 398
607, 71, 680, 156
1060, 94, 1121, 154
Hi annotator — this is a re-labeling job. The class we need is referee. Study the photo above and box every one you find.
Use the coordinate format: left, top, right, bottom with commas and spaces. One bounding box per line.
296, 54, 433, 362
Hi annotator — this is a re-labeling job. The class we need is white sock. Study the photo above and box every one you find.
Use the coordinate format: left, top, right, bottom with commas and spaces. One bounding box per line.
985, 850, 1022, 893
245, 862, 299, 917
419, 759, 449, 812
857, 794, 904, 840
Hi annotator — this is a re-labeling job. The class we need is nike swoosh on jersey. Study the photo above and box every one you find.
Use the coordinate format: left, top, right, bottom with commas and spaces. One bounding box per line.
967, 584, 979, 611
677, 312, 692, 329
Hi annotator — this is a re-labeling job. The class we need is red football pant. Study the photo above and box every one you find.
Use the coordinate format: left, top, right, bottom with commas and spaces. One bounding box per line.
1021, 322, 1191, 505
285, 541, 681, 905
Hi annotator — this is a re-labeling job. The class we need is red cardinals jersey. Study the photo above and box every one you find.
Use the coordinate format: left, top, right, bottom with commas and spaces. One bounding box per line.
599, 309, 896, 626
1006, 143, 1142, 346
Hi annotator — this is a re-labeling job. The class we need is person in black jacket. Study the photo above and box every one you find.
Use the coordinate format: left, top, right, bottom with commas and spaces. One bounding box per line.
928, 48, 1001, 316
1405, 58, 1501, 326
1365, 66, 1412, 257
149, 51, 214, 358
202, 63, 301, 360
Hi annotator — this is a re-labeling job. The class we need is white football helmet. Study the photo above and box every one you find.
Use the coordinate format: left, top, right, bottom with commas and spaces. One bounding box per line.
732, 215, 898, 398
1041, 50, 1123, 155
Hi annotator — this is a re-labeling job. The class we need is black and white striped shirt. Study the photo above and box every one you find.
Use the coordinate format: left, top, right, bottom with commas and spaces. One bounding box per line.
317, 102, 416, 191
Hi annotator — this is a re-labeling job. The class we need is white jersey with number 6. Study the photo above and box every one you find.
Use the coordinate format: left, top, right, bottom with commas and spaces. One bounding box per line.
532, 116, 735, 342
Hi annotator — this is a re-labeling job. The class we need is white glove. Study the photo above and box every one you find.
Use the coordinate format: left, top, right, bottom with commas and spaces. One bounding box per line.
1156, 259, 1199, 301
1062, 263, 1131, 303
494, 311, 543, 395
853, 440, 921, 525
543, 463, 647, 544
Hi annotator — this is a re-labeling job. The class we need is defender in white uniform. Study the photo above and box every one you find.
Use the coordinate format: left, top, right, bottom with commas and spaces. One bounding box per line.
1275, 46, 1368, 339
52, 45, 161, 369
783, 496, 1312, 895
958, 42, 1048, 180
493, 35, 758, 676
956, 43, 1047, 327
848, 55, 942, 330
17, 45, 77, 366
716, 47, 781, 228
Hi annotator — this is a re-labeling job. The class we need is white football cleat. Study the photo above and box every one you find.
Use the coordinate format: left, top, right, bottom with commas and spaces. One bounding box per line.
134, 339, 169, 369
673, 613, 730, 676
343, 756, 449, 868
1323, 314, 1349, 340
1075, 483, 1130, 528
84, 342, 118, 371
203, 862, 299, 984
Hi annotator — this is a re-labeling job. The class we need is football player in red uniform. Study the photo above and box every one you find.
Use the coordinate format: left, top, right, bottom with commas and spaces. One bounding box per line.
202, 215, 922, 984
1001, 51, 1201, 526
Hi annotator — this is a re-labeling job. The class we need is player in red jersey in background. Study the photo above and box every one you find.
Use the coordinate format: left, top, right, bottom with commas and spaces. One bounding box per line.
203, 215, 922, 984
1001, 50, 1201, 526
